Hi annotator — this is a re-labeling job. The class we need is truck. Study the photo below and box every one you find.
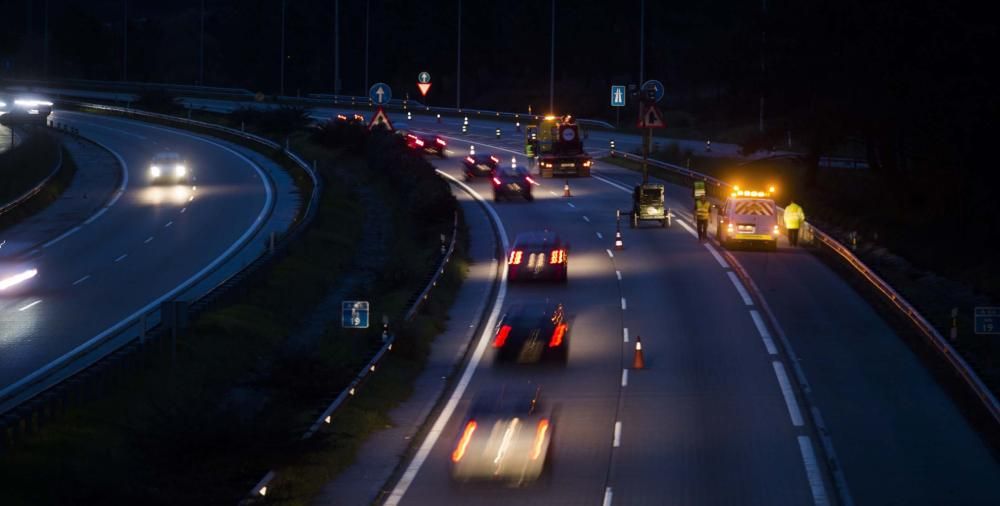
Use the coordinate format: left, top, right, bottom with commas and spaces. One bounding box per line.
524, 115, 593, 177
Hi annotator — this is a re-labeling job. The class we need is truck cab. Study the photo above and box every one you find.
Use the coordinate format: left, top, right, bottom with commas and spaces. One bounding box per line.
527, 115, 592, 178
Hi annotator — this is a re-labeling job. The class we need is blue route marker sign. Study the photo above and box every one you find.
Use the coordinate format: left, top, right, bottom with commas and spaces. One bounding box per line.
369, 83, 392, 105
611, 85, 626, 107
342, 300, 370, 329
975, 306, 1000, 335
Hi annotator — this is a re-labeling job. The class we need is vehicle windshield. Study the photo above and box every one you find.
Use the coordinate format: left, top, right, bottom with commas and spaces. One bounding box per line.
499, 166, 529, 177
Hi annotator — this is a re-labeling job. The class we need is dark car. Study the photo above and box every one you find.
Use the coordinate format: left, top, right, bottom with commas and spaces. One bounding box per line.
492, 165, 536, 201
462, 153, 500, 180
493, 303, 569, 364
0, 97, 53, 126
507, 231, 568, 282
405, 132, 447, 158
450, 386, 553, 485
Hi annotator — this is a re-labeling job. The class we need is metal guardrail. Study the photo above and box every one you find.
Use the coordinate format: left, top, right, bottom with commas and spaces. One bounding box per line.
0, 136, 63, 218
3, 77, 254, 98
609, 150, 1000, 425
244, 211, 461, 503
0, 102, 319, 423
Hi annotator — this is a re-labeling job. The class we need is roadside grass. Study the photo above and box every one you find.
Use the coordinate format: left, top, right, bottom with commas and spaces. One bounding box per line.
0, 132, 76, 234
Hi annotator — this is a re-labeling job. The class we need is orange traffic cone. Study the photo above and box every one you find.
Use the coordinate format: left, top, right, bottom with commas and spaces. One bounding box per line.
633, 336, 645, 369
563, 179, 572, 197
614, 229, 624, 250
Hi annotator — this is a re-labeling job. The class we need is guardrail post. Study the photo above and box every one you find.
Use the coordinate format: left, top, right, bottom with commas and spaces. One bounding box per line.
240, 121, 245, 132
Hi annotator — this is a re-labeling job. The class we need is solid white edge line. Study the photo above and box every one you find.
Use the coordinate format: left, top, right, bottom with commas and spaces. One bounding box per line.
798, 436, 831, 506
603, 486, 614, 506
384, 171, 510, 506
773, 361, 804, 427
676, 218, 699, 238
749, 310, 778, 355
621, 297, 627, 310
621, 368, 628, 387
623, 327, 629, 343
18, 300, 42, 311
726, 271, 754, 306
72, 274, 90, 286
704, 242, 730, 269
82, 206, 109, 225
0, 117, 275, 405
616, 270, 622, 281
41, 225, 82, 249
613, 421, 622, 447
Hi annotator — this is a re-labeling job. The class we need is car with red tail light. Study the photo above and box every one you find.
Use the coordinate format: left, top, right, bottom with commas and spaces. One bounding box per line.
492, 303, 569, 364
507, 231, 567, 282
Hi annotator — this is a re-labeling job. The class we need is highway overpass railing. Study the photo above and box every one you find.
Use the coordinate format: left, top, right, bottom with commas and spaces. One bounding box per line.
0, 102, 320, 439
608, 150, 1000, 426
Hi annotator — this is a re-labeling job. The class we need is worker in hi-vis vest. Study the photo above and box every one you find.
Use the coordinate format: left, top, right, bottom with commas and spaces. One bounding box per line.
695, 198, 711, 241
784, 201, 805, 246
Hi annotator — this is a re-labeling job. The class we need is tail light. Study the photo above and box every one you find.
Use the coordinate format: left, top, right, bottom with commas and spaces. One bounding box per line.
772, 225, 780, 236
548, 323, 567, 348
493, 177, 503, 186
436, 137, 447, 146
525, 176, 538, 185
583, 160, 593, 167
415, 139, 425, 147
727, 223, 734, 233
490, 155, 499, 164
466, 156, 475, 164
530, 419, 550, 460
336, 114, 347, 121
508, 250, 523, 265
452, 421, 477, 462
494, 325, 512, 347
549, 249, 566, 264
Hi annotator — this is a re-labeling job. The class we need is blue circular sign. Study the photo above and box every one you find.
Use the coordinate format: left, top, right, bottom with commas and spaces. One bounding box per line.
641, 79, 665, 103
369, 83, 392, 105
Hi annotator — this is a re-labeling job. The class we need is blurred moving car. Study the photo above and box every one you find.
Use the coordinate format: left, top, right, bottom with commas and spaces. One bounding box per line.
462, 153, 500, 180
451, 387, 553, 485
148, 151, 190, 184
507, 231, 568, 282
493, 303, 569, 364
492, 165, 536, 202
404, 132, 447, 158
0, 97, 53, 126
0, 241, 38, 293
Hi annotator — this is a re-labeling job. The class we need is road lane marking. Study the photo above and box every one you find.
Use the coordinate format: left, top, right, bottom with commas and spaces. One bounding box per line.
726, 271, 753, 306
72, 275, 91, 286
42, 226, 81, 249
18, 300, 42, 311
603, 487, 614, 506
616, 270, 622, 281
606, 248, 614, 258
549, 190, 557, 196
83, 207, 109, 225
621, 297, 627, 310
593, 173, 632, 193
114, 254, 128, 263
583, 215, 590, 222
385, 171, 510, 506
798, 436, 831, 506
749, 310, 778, 355
621, 369, 628, 386
676, 218, 699, 238
597, 232, 604, 239
567, 202, 576, 208
623, 327, 629, 343
181, 207, 187, 213
144, 236, 154, 244
165, 220, 174, 228
705, 242, 729, 268
773, 361, 804, 426
613, 421, 622, 447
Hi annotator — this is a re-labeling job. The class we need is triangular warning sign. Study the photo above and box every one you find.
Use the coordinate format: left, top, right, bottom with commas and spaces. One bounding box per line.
637, 103, 666, 128
417, 82, 432, 96
368, 106, 394, 131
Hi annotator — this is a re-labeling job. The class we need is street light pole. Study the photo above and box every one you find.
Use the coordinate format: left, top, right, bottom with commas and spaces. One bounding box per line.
364, 0, 370, 90
199, 0, 205, 84
334, 0, 340, 94
43, 0, 49, 78
639, 0, 644, 84
280, 0, 286, 96
123, 0, 128, 81
549, 0, 555, 113
456, 0, 462, 109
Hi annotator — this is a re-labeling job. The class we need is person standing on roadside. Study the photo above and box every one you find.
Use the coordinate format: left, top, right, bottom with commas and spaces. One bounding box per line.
784, 201, 805, 246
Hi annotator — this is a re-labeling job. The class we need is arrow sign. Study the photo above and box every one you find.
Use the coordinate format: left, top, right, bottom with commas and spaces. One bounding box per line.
417, 82, 432, 96
418, 71, 431, 84
641, 79, 665, 103
611, 85, 626, 107
369, 82, 392, 105
368, 106, 394, 131
637, 102, 666, 128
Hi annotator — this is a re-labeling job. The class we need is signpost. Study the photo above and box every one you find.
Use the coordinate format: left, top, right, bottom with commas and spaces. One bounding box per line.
417, 72, 432, 97
637, 79, 666, 183
342, 300, 371, 329
369, 82, 392, 106
975, 307, 1000, 335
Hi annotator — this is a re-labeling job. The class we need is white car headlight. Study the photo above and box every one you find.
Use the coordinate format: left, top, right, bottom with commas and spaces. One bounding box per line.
0, 268, 38, 290
174, 165, 187, 177
150, 165, 162, 178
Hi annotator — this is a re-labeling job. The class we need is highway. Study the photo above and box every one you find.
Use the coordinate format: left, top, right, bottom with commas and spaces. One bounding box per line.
0, 111, 298, 412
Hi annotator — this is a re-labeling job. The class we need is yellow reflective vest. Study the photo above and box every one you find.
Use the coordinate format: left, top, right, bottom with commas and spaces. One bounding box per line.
695, 199, 711, 220
784, 202, 805, 230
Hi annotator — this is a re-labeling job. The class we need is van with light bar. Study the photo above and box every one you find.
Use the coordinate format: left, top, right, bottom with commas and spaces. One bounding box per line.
716, 186, 779, 250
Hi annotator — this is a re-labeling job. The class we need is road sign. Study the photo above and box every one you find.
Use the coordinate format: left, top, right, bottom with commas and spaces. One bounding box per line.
637, 102, 666, 128
975, 307, 1000, 334
611, 85, 626, 107
369, 82, 392, 105
418, 71, 431, 84
368, 106, 394, 131
342, 300, 370, 328
641, 79, 665, 103
417, 82, 432, 96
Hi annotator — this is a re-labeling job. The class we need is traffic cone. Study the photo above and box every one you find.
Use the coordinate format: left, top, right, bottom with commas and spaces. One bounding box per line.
407, 111, 412, 120
563, 179, 572, 197
633, 336, 645, 369
614, 226, 624, 250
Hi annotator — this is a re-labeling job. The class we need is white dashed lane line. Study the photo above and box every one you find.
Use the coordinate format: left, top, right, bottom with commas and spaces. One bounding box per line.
114, 254, 128, 263
621, 369, 629, 386
72, 275, 91, 286
773, 361, 804, 427
726, 271, 754, 306
750, 310, 779, 355
603, 487, 614, 506
144, 236, 154, 244
621, 298, 627, 310
616, 270, 622, 281
165, 220, 174, 228
18, 300, 42, 311
181, 207, 187, 213
583, 215, 591, 222
676, 218, 699, 239
613, 421, 622, 447
567, 202, 576, 208
799, 436, 831, 506
623, 327, 629, 343
606, 249, 615, 258
597, 232, 604, 239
